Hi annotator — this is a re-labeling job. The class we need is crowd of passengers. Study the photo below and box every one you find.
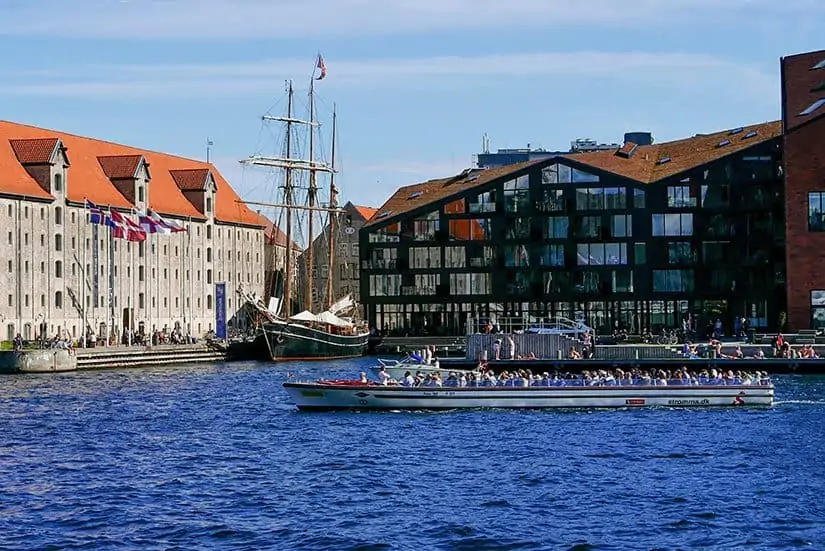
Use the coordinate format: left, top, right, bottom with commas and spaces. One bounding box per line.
376, 367, 772, 388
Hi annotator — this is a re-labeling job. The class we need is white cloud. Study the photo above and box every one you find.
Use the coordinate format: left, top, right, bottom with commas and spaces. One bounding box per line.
0, 51, 775, 99
1, 0, 817, 39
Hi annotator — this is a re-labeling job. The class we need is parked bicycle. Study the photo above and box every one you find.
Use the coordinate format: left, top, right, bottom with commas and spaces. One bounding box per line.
656, 328, 679, 345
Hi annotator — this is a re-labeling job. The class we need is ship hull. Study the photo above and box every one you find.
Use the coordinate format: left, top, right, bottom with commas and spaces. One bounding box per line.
263, 321, 368, 361
283, 381, 774, 410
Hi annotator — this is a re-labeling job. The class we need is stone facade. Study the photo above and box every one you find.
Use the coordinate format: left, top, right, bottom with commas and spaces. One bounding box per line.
0, 122, 273, 343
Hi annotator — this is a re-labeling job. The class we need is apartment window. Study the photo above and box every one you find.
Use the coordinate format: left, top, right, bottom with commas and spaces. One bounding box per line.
540, 244, 565, 267
7, 231, 10, 245
207, 294, 213, 310
25, 295, 29, 307
55, 291, 63, 309
809, 192, 825, 231
207, 248, 212, 262
652, 213, 693, 236
6, 205, 10, 217
352, 243, 359, 257
207, 269, 213, 284
503, 175, 530, 213
71, 212, 75, 224
206, 225, 212, 239
668, 242, 696, 264
577, 243, 627, 265
611, 215, 632, 238
6, 260, 11, 273
40, 234, 45, 247
71, 237, 75, 249
55, 234, 62, 251
139, 293, 145, 309
812, 290, 825, 329
667, 186, 696, 208
634, 243, 646, 264
575, 187, 625, 210
653, 269, 695, 292
40, 208, 44, 220
55, 207, 63, 225
7, 295, 11, 307
634, 189, 646, 209
544, 217, 568, 239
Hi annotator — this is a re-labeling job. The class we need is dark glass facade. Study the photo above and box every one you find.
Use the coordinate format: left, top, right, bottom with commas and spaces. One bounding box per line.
361, 138, 785, 336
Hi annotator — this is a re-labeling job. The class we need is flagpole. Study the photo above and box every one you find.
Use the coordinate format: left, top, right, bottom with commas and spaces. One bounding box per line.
129, 240, 134, 346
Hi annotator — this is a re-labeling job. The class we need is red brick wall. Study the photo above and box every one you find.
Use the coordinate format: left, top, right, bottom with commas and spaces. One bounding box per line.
784, 119, 825, 330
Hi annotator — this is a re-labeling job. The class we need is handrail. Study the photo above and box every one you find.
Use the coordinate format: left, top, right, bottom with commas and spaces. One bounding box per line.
467, 315, 593, 335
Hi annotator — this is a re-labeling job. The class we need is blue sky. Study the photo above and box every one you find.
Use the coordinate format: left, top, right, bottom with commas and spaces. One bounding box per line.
1, 0, 823, 211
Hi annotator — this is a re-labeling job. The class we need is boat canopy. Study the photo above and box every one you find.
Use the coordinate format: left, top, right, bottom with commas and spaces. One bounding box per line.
315, 310, 353, 327
290, 310, 318, 323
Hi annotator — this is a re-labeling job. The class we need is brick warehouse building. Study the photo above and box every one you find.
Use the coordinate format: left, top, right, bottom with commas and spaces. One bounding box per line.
358, 48, 825, 336
782, 50, 825, 331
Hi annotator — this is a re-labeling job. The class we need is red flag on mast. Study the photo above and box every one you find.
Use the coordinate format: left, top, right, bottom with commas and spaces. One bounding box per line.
315, 54, 327, 80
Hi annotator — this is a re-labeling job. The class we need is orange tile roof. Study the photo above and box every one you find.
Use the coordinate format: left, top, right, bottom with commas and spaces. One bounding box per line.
170, 168, 210, 191
98, 155, 142, 179
352, 204, 377, 221
9, 138, 60, 164
365, 121, 782, 227
570, 120, 783, 183
782, 50, 825, 132
0, 120, 264, 227
0, 137, 54, 199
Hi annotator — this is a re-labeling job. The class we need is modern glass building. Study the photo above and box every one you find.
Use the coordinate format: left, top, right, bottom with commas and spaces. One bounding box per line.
360, 121, 785, 337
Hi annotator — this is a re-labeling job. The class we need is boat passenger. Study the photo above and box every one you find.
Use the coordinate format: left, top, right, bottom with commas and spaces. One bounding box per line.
568, 347, 582, 360
402, 371, 414, 387
493, 339, 503, 360
377, 366, 391, 386
359, 372, 369, 384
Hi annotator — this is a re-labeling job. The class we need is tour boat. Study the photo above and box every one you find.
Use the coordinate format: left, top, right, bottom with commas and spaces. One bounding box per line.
369, 355, 478, 380
282, 380, 775, 411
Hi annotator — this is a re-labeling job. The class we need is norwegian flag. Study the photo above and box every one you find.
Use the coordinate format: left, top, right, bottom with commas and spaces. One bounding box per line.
315, 54, 327, 80
110, 209, 147, 242
149, 210, 187, 234
85, 199, 105, 225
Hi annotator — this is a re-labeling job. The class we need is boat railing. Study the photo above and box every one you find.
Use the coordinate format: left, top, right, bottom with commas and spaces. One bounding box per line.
467, 316, 593, 336
388, 377, 773, 388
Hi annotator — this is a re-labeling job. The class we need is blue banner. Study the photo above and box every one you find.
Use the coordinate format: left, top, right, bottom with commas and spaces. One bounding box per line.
215, 283, 227, 339
92, 224, 99, 307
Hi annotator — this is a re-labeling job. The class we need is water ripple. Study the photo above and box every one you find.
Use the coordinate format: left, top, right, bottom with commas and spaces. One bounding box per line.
0, 363, 824, 550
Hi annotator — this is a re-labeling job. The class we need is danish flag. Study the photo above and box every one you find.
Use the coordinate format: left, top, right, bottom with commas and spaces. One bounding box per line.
315, 54, 327, 80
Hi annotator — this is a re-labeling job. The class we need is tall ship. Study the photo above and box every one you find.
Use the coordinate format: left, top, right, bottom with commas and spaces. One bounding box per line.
240, 56, 369, 361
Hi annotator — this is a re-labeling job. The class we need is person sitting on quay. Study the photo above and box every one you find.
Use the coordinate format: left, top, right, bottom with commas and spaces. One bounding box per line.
12, 333, 23, 352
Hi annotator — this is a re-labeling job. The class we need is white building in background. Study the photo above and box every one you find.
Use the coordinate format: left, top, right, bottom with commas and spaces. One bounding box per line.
0, 120, 273, 343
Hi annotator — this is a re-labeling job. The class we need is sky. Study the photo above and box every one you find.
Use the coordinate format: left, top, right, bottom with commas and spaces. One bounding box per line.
1, 0, 823, 212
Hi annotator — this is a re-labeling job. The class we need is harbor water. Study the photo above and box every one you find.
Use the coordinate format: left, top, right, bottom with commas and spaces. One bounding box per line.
1, 359, 824, 550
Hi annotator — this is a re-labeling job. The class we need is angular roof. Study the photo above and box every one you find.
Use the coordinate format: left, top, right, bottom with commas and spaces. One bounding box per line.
0, 120, 263, 227
781, 49, 825, 132
98, 155, 143, 179
171, 168, 211, 191
365, 121, 782, 227
352, 204, 377, 221
571, 120, 782, 183
9, 138, 61, 164
364, 162, 534, 227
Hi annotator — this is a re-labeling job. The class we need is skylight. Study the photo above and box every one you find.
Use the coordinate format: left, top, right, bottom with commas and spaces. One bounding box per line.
744, 131, 758, 139
467, 175, 480, 182
729, 127, 744, 135
813, 59, 825, 70
657, 156, 671, 165
799, 98, 825, 116
717, 139, 731, 148
377, 211, 392, 219
408, 191, 422, 200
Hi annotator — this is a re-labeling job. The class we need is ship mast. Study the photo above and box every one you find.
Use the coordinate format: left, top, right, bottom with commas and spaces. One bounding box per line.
305, 79, 317, 312
326, 105, 338, 308
282, 81, 295, 317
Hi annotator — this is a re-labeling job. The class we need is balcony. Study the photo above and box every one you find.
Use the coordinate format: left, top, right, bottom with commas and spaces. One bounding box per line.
469, 257, 496, 268
401, 285, 437, 296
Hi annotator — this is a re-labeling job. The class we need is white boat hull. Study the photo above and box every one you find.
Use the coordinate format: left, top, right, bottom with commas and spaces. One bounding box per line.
283, 382, 774, 410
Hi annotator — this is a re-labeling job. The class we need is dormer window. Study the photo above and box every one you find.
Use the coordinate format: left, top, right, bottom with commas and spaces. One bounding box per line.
54, 173, 62, 192
138, 185, 145, 203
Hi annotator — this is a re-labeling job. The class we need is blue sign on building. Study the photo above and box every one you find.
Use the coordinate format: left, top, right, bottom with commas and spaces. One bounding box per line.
215, 283, 227, 339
